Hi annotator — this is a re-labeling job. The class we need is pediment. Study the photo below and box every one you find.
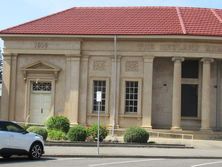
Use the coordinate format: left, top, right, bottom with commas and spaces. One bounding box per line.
21, 61, 61, 81
22, 61, 60, 71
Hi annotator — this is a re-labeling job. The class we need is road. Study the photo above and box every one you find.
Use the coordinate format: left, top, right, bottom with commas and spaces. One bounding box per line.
1, 157, 222, 167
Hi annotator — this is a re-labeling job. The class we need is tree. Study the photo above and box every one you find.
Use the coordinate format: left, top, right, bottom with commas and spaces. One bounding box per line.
0, 49, 3, 83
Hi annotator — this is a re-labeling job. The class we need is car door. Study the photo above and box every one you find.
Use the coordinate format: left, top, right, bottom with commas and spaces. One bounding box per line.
5, 122, 31, 150
0, 122, 10, 149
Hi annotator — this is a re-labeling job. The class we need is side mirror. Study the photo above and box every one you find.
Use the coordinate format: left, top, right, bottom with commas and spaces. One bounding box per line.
22, 130, 28, 134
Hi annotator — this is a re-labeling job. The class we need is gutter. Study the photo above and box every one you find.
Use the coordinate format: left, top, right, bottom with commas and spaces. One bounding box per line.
2, 34, 222, 41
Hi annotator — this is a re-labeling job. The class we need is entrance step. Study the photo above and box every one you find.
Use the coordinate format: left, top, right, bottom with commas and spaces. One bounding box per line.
109, 128, 222, 140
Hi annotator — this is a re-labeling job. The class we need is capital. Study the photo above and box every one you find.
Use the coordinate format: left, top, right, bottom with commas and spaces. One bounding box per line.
201, 58, 214, 64
143, 55, 154, 63
172, 57, 184, 62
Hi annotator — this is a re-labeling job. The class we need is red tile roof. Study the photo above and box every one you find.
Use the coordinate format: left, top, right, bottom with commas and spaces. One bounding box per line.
1, 6, 222, 36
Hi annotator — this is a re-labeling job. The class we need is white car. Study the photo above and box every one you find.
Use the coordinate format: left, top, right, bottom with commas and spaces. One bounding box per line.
0, 121, 44, 159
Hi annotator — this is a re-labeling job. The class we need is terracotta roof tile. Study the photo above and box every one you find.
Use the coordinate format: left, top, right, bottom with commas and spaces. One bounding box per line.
1, 6, 222, 36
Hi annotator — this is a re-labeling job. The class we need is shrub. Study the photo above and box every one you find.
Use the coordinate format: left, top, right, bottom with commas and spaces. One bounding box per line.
67, 125, 87, 142
19, 123, 30, 130
27, 126, 48, 140
48, 130, 67, 140
124, 127, 149, 143
87, 124, 108, 142
45, 116, 70, 133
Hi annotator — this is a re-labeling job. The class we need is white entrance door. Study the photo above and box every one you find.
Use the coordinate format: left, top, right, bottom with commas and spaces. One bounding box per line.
30, 82, 52, 124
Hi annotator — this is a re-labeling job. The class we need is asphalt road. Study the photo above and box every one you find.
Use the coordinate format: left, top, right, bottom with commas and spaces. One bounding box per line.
1, 157, 222, 167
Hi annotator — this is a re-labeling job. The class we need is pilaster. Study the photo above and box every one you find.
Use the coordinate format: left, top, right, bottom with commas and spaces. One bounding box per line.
79, 56, 89, 125
9, 54, 18, 121
65, 54, 81, 125
142, 56, 154, 129
109, 57, 121, 129
0, 53, 12, 120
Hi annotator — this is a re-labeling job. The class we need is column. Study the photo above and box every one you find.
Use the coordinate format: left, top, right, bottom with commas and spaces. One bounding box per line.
79, 56, 89, 125
142, 56, 154, 129
201, 58, 214, 130
0, 54, 11, 120
109, 57, 120, 129
65, 55, 80, 125
171, 57, 184, 130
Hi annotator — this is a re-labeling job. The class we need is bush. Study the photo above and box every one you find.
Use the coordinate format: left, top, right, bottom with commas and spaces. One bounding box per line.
19, 123, 30, 130
124, 127, 149, 143
48, 130, 67, 140
45, 116, 70, 133
27, 126, 48, 140
67, 125, 87, 142
87, 124, 108, 142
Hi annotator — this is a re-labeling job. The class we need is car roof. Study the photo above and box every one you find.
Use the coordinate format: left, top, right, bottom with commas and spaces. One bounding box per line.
0, 120, 17, 124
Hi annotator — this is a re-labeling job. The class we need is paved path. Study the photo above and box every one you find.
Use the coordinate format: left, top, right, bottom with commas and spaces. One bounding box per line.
44, 146, 222, 158
44, 139, 222, 158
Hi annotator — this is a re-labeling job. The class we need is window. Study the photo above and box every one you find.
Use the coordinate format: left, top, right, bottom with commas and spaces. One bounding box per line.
5, 122, 25, 133
181, 84, 198, 117
182, 60, 199, 78
125, 81, 138, 113
32, 82, 52, 92
93, 80, 106, 112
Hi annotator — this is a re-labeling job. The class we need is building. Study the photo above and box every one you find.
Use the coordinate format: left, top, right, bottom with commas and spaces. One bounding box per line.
1, 7, 222, 132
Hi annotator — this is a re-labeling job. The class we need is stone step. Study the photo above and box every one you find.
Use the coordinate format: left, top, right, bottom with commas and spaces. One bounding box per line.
109, 128, 222, 140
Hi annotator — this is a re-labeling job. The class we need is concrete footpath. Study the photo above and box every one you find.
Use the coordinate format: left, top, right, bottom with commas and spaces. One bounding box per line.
44, 139, 222, 158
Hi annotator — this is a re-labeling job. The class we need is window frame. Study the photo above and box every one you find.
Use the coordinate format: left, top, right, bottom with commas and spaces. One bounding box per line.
89, 77, 110, 115
92, 80, 106, 113
120, 78, 142, 116
4, 122, 27, 134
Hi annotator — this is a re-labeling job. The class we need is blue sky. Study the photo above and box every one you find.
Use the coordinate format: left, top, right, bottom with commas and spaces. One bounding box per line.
1, 0, 222, 51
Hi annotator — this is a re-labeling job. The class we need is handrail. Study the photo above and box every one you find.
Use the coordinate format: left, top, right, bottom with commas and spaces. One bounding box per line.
148, 131, 194, 147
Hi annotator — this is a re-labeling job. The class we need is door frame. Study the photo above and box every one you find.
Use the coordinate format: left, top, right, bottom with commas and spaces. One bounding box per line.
25, 77, 55, 125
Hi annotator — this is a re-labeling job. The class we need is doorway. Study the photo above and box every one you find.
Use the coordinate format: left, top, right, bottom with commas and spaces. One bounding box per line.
29, 82, 52, 124
181, 84, 198, 117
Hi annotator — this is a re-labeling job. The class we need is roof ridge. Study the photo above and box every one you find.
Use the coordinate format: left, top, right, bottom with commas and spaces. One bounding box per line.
73, 6, 175, 9
73, 6, 222, 10
211, 9, 222, 24
0, 7, 77, 33
176, 7, 186, 34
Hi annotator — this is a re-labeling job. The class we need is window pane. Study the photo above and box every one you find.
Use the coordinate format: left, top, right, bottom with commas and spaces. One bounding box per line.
93, 80, 106, 112
125, 81, 138, 113
181, 84, 198, 117
182, 60, 199, 78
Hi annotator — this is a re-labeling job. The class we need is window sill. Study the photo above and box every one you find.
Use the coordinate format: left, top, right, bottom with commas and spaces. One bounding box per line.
120, 114, 142, 118
87, 113, 110, 117
181, 117, 200, 121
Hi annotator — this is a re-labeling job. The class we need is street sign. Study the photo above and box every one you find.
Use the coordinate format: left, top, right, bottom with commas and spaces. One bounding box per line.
96, 91, 102, 102
96, 91, 102, 155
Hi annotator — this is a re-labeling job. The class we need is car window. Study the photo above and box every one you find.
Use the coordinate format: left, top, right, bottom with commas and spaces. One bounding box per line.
5, 123, 25, 133
0, 125, 6, 131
